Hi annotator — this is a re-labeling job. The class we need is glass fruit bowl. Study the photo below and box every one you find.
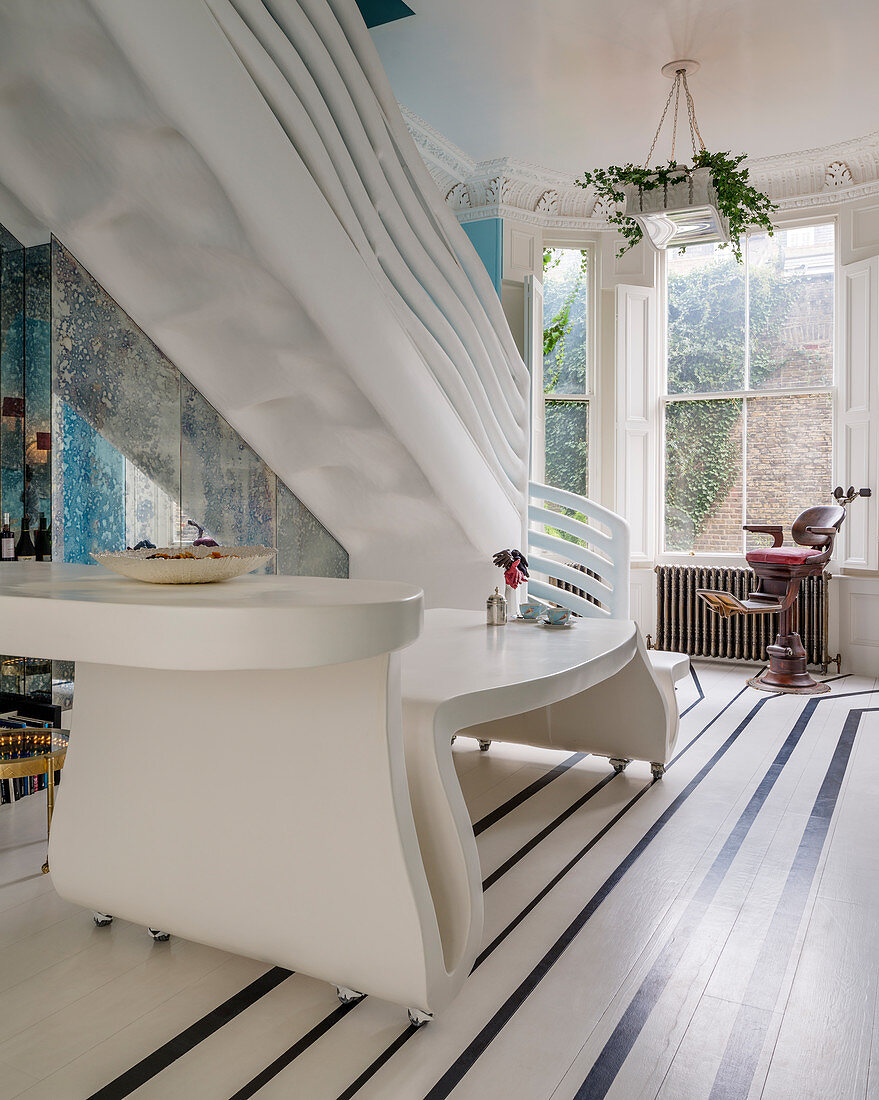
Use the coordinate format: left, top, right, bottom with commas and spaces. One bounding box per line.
92, 546, 276, 584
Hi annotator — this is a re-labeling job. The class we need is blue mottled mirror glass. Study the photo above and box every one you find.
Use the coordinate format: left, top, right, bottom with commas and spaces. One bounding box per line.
1, 228, 25, 525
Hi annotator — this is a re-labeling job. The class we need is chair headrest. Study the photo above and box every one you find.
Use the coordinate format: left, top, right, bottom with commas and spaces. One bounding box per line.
791, 504, 846, 547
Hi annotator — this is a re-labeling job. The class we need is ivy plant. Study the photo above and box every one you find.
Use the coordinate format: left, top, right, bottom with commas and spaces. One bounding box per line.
576, 150, 777, 261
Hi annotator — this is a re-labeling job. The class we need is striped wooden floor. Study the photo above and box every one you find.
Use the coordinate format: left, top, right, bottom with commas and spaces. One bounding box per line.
0, 661, 877, 1099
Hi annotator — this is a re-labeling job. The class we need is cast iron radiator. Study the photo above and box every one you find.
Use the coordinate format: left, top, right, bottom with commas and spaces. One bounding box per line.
651, 565, 831, 668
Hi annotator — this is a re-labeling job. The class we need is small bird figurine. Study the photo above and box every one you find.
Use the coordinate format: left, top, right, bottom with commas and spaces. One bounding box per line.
492, 549, 529, 589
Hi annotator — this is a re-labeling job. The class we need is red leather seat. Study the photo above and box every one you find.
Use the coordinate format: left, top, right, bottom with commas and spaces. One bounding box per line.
745, 547, 823, 565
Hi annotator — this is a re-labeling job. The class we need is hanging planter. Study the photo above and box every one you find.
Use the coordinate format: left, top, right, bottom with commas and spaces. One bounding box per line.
576, 62, 777, 261
623, 164, 727, 249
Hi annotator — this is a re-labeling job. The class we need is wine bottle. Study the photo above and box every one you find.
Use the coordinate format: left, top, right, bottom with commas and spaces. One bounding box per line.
15, 515, 35, 562
0, 514, 14, 562
34, 513, 50, 562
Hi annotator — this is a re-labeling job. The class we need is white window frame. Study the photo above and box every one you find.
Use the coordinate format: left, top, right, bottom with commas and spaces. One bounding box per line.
658, 215, 839, 565
539, 239, 599, 498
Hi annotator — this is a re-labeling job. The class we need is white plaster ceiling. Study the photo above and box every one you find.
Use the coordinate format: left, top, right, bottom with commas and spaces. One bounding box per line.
371, 0, 879, 177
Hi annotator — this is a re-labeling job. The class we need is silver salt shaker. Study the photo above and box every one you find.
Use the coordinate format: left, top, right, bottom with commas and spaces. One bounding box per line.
486, 587, 507, 625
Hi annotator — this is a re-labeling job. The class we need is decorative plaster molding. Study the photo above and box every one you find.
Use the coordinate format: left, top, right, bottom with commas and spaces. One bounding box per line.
402, 106, 879, 230
825, 160, 854, 188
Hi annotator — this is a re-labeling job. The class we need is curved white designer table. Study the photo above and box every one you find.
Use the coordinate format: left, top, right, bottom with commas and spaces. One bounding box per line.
0, 567, 676, 1022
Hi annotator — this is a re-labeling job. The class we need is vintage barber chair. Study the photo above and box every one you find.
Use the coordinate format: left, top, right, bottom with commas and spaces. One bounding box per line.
697, 487, 870, 695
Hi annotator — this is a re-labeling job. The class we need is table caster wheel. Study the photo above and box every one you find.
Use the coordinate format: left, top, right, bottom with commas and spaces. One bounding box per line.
148, 928, 170, 942
335, 986, 365, 1005
408, 1008, 433, 1028
650, 762, 666, 780
609, 757, 631, 774
41, 860, 50, 875
93, 912, 113, 927
478, 739, 491, 752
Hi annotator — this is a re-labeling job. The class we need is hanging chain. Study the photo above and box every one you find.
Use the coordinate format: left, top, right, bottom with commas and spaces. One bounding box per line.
644, 67, 707, 168
670, 73, 681, 162
643, 75, 678, 168
681, 70, 707, 156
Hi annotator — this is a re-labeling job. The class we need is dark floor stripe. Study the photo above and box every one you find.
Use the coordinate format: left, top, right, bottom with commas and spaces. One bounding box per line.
481, 771, 616, 891
228, 1000, 361, 1100
679, 665, 705, 718
418, 698, 770, 1100
472, 752, 586, 836
336, 1026, 417, 1100
668, 686, 749, 768
575, 699, 820, 1098
87, 967, 292, 1100
474, 778, 657, 968
707, 708, 863, 1100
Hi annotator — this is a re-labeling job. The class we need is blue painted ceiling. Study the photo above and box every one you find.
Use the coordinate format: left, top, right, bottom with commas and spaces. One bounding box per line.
356, 0, 414, 28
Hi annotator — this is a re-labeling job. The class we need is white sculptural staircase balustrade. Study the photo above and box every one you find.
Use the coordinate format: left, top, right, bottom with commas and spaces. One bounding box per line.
0, 0, 529, 605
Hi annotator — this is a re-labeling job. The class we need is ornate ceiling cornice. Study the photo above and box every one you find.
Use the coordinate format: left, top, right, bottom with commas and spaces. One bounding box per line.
401, 106, 879, 229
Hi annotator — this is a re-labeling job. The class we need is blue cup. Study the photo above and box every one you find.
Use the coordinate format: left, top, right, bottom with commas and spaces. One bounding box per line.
545, 606, 572, 627
519, 601, 543, 621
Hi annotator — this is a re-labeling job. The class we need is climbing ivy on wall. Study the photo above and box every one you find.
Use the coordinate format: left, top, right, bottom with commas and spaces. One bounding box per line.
665, 249, 824, 549
665, 399, 742, 551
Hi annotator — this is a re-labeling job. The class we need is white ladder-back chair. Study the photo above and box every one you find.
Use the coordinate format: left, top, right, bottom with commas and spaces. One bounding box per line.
527, 482, 689, 684
527, 482, 631, 619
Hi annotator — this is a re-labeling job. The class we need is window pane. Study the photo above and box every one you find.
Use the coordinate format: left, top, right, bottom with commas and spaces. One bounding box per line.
745, 393, 833, 546
748, 225, 834, 390
665, 399, 743, 552
667, 243, 746, 394
543, 248, 588, 395
545, 400, 588, 497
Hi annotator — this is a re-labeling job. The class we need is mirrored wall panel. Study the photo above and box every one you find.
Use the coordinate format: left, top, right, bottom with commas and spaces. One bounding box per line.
51, 239, 347, 578
181, 380, 276, 567
277, 481, 348, 579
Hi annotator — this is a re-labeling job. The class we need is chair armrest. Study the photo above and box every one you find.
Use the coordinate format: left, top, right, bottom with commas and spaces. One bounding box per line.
742, 525, 784, 547
804, 526, 838, 537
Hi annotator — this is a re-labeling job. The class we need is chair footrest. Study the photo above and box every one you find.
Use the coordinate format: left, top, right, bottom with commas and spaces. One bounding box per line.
697, 589, 784, 618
